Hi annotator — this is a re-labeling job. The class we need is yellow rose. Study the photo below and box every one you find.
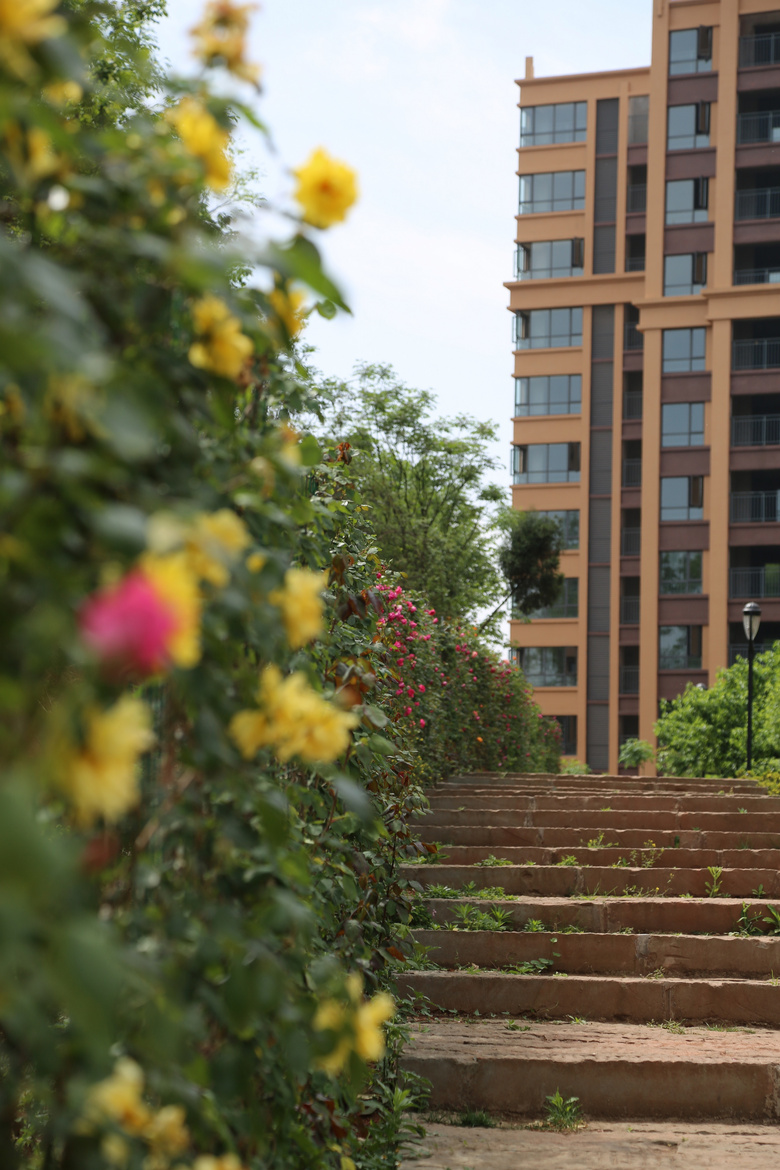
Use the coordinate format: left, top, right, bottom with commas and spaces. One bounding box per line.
83, 1058, 151, 1135
167, 97, 232, 192
140, 551, 203, 668
188, 295, 253, 380
193, 1156, 246, 1170
190, 1, 261, 85
56, 697, 155, 825
144, 1105, 190, 1155
268, 286, 306, 339
269, 567, 327, 649
293, 147, 358, 229
314, 975, 394, 1075
186, 509, 251, 587
0, 0, 66, 76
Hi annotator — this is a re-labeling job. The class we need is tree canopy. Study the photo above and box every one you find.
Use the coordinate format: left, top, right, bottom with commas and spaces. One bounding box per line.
312, 363, 505, 620
499, 509, 564, 617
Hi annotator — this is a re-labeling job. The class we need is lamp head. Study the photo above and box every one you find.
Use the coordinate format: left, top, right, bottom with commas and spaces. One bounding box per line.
743, 601, 762, 642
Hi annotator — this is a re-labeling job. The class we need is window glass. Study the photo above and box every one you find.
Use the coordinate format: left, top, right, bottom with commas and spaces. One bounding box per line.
515, 374, 581, 416
536, 509, 580, 548
517, 239, 584, 279
662, 327, 706, 372
669, 28, 712, 74
518, 170, 586, 213
662, 402, 705, 447
515, 308, 582, 349
668, 103, 709, 150
659, 625, 703, 669
520, 102, 587, 146
660, 551, 703, 594
512, 444, 581, 484
664, 253, 706, 296
529, 578, 579, 619
519, 646, 578, 687
665, 179, 708, 225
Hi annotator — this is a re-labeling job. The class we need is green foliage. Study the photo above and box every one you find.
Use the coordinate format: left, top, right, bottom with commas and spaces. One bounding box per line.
655, 644, 780, 777
618, 738, 655, 768
542, 1089, 582, 1130
312, 363, 504, 620
474, 854, 513, 868
457, 1110, 496, 1128
447, 905, 512, 932
560, 758, 592, 775
498, 510, 563, 617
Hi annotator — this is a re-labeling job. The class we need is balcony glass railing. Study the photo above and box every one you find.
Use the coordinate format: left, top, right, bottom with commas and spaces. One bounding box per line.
627, 113, 648, 145
732, 415, 780, 447
625, 256, 646, 272
739, 32, 780, 68
729, 642, 768, 666
523, 669, 578, 688
621, 527, 641, 555
619, 665, 640, 694
623, 391, 643, 420
659, 654, 703, 670
622, 458, 642, 487
732, 338, 780, 370
731, 490, 780, 522
624, 323, 643, 351
737, 110, 780, 144
627, 185, 647, 213
735, 187, 780, 220
734, 268, 780, 285
620, 596, 640, 624
729, 565, 780, 598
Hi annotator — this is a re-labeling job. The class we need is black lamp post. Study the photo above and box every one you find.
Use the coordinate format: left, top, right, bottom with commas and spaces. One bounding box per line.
743, 601, 762, 773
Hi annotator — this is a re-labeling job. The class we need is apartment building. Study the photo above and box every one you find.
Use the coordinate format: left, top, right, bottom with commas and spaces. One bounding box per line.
508, 0, 780, 772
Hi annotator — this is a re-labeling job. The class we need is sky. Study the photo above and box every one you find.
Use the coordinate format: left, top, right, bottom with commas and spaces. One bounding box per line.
155, 0, 653, 489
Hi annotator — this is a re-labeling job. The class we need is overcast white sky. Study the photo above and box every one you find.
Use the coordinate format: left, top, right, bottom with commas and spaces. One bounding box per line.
156, 0, 652, 488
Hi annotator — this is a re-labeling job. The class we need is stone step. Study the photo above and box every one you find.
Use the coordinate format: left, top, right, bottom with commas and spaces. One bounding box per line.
423, 896, 758, 934
417, 844, 780, 868
417, 824, 780, 850
422, 808, 780, 831
399, 970, 780, 1025
427, 794, 780, 812
442, 773, 762, 792
401, 1018, 780, 1119
404, 862, 780, 898
412, 929, 780, 977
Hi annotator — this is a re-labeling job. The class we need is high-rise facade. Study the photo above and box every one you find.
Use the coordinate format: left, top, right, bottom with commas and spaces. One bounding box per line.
508, 0, 780, 772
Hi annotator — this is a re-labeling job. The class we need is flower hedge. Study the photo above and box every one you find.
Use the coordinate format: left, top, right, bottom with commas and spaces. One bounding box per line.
0, 3, 558, 1169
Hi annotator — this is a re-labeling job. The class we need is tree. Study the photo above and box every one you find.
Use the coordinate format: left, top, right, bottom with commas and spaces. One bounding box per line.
477, 509, 564, 633
655, 644, 780, 776
313, 362, 505, 619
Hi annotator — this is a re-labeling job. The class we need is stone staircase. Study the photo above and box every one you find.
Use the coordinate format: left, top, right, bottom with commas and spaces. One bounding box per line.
398, 771, 780, 1122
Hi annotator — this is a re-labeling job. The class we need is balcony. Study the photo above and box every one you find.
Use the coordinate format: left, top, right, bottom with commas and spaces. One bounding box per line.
735, 187, 780, 220
733, 338, 780, 370
734, 267, 780, 285
729, 641, 768, 665
625, 255, 646, 272
624, 323, 643, 351
623, 390, 643, 420
621, 527, 641, 555
627, 185, 647, 213
619, 665, 640, 694
730, 490, 780, 522
523, 669, 577, 688
729, 565, 780, 598
737, 110, 780, 145
739, 32, 780, 69
659, 654, 703, 670
732, 414, 780, 446
622, 458, 642, 488
628, 112, 648, 146
620, 596, 640, 624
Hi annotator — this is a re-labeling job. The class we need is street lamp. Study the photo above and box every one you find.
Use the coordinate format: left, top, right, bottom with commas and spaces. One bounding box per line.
743, 601, 762, 773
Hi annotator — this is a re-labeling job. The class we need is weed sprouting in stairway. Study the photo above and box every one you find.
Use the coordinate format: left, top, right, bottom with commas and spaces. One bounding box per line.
582, 832, 620, 848
448, 904, 512, 931
457, 1109, 496, 1128
522, 919, 548, 932
474, 854, 513, 867
705, 866, 725, 897
541, 1089, 583, 1130
505, 1021, 531, 1032
556, 855, 579, 867
763, 906, 780, 934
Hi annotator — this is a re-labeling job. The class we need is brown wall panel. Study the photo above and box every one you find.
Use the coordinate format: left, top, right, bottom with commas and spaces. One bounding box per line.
667, 75, 718, 104
664, 224, 715, 254
626, 213, 647, 236
622, 419, 642, 441
619, 626, 640, 645
658, 596, 709, 624
659, 448, 711, 476
732, 221, 780, 246
621, 488, 642, 508
623, 352, 644, 371
658, 671, 708, 700
736, 144, 780, 169
618, 696, 640, 716
730, 523, 780, 546
729, 600, 780, 621
661, 374, 711, 402
730, 448, 780, 471
732, 372, 780, 396
738, 65, 780, 92
659, 522, 710, 550
627, 145, 648, 167
666, 150, 717, 179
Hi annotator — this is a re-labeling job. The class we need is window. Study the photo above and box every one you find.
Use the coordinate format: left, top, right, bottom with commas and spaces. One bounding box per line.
553, 714, 577, 755
514, 307, 583, 349
664, 253, 707, 295
515, 239, 584, 280
659, 625, 703, 669
660, 551, 703, 594
665, 178, 709, 225
660, 476, 704, 521
669, 27, 713, 75
512, 443, 581, 484
662, 327, 706, 372
529, 578, 579, 619
519, 170, 586, 214
518, 646, 578, 687
661, 402, 705, 447
520, 102, 587, 146
628, 95, 649, 145
515, 375, 582, 416
667, 102, 710, 150
536, 509, 580, 549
